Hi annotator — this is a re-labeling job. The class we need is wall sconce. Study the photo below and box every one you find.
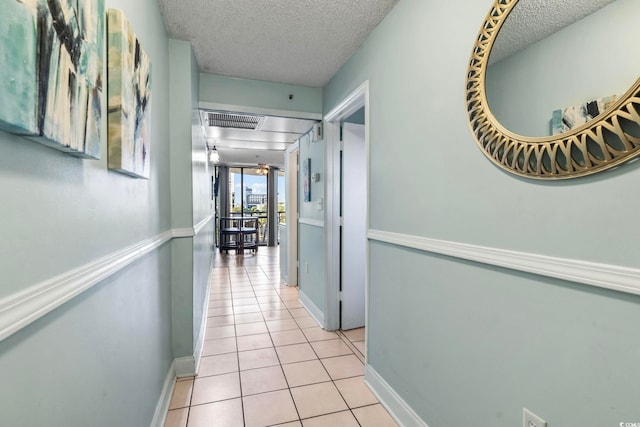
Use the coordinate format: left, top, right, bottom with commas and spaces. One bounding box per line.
209, 146, 220, 163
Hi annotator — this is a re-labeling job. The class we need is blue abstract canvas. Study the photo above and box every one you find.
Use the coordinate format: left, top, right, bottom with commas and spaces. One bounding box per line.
0, 1, 38, 135
0, 0, 104, 158
107, 8, 152, 179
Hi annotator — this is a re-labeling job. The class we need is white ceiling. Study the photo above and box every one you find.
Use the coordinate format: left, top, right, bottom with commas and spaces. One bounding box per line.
159, 0, 616, 168
158, 0, 399, 168
157, 0, 400, 87
490, 0, 616, 64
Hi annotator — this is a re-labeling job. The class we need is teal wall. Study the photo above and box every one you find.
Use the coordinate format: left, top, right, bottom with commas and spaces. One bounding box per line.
298, 133, 325, 222
199, 73, 323, 114
324, 0, 640, 425
169, 40, 215, 358
190, 49, 215, 354
0, 0, 175, 425
169, 40, 196, 359
297, 132, 325, 313
298, 224, 325, 313
486, 0, 640, 137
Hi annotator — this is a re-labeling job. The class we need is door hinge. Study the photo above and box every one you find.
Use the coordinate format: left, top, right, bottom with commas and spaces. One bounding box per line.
339, 216, 343, 227
338, 291, 343, 301
339, 140, 344, 151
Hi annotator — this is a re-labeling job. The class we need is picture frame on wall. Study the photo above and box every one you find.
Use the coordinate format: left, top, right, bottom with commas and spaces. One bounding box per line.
0, 0, 105, 158
107, 8, 152, 179
303, 157, 311, 202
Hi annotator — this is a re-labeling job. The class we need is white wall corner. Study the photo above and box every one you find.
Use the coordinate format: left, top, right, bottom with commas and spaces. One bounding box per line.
149, 360, 177, 427
174, 356, 196, 378
298, 290, 324, 328
365, 365, 430, 427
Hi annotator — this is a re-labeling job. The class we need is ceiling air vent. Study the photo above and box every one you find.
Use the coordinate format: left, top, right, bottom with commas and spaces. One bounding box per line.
208, 112, 265, 130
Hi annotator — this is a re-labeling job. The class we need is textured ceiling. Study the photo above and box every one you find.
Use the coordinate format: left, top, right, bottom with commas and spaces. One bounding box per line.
157, 0, 400, 87
490, 0, 616, 64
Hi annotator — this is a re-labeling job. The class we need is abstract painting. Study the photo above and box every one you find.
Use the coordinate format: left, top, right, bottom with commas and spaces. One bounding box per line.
107, 8, 152, 179
0, 0, 104, 158
551, 94, 619, 135
303, 157, 311, 202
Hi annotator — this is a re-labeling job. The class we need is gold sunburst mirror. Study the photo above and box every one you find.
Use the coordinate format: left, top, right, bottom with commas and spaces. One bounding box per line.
466, 0, 640, 179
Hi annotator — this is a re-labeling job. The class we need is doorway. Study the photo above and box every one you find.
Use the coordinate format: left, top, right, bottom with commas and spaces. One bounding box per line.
283, 142, 299, 286
340, 121, 366, 330
324, 82, 369, 349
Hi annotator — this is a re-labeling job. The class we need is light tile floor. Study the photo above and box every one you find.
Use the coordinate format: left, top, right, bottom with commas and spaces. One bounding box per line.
165, 249, 397, 427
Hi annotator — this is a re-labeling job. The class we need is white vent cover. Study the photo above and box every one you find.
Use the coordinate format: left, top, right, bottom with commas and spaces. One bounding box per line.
208, 112, 265, 130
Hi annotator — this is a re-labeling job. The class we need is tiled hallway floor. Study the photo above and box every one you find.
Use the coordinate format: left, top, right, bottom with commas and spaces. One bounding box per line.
165, 249, 398, 427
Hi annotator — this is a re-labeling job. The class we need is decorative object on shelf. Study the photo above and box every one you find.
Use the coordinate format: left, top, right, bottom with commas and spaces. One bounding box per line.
0, 0, 104, 158
107, 8, 152, 179
303, 157, 311, 202
466, 0, 640, 179
256, 163, 269, 175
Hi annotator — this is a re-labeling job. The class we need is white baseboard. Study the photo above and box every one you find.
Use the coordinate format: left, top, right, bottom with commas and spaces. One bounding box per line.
365, 365, 429, 427
193, 266, 213, 375
150, 360, 177, 427
298, 290, 324, 327
174, 356, 196, 378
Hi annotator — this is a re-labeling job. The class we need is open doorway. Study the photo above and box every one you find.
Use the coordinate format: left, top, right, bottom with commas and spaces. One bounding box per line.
324, 82, 369, 358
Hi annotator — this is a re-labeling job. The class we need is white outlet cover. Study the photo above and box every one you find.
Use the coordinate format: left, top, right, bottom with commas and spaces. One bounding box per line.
523, 408, 547, 427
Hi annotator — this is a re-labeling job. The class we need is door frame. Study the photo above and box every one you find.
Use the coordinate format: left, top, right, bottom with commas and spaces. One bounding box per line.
284, 141, 299, 286
323, 81, 370, 334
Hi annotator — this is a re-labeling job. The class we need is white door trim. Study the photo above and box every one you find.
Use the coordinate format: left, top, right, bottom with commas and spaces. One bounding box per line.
284, 141, 300, 286
323, 81, 370, 339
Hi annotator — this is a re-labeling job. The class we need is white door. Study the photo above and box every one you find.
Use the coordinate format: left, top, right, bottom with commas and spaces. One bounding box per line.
341, 123, 366, 330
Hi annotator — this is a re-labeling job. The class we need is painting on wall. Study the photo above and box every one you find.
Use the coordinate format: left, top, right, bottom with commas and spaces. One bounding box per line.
303, 157, 311, 202
107, 8, 152, 179
0, 0, 104, 158
551, 94, 619, 135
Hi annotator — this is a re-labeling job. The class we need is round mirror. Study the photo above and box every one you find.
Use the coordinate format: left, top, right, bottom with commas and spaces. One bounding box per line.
466, 0, 640, 179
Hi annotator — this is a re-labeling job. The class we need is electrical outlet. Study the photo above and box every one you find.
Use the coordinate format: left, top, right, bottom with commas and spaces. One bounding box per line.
523, 408, 547, 427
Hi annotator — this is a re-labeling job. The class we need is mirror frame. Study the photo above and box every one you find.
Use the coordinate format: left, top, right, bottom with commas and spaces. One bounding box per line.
466, 0, 640, 179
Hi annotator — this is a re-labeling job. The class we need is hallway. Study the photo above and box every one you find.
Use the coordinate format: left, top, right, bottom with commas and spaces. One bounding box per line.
164, 249, 396, 427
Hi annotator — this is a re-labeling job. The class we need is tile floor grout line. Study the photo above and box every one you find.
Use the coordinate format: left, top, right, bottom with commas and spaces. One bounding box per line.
173, 252, 394, 427
227, 268, 248, 427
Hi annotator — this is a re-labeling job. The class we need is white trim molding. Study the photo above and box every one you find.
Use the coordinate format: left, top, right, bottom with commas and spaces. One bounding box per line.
193, 267, 213, 375
150, 360, 177, 427
298, 218, 325, 228
173, 214, 214, 239
194, 214, 214, 236
174, 356, 197, 378
365, 365, 430, 427
324, 80, 370, 332
0, 230, 175, 342
172, 228, 194, 238
368, 229, 640, 297
298, 290, 325, 328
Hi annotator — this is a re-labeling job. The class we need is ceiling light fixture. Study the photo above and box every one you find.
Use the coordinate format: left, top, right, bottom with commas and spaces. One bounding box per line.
256, 164, 269, 175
